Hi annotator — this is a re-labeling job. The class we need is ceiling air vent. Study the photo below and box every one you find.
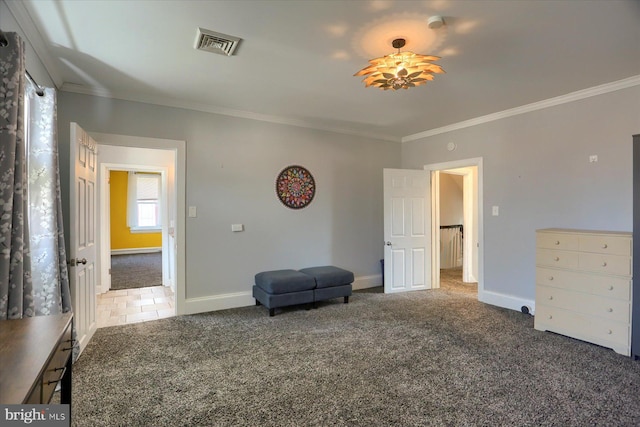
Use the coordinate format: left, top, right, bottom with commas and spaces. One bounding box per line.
194, 27, 241, 56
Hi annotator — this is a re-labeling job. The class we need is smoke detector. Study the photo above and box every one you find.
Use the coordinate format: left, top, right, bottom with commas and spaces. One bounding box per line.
427, 15, 445, 29
194, 27, 241, 56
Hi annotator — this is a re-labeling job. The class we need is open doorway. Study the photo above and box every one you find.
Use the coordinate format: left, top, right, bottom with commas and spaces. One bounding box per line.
437, 170, 477, 296
425, 158, 483, 301
95, 140, 180, 327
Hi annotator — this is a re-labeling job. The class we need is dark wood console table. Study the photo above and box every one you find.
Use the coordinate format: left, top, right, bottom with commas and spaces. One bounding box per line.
0, 313, 73, 405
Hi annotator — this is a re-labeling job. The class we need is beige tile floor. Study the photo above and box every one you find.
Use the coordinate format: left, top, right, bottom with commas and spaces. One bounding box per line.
97, 285, 175, 328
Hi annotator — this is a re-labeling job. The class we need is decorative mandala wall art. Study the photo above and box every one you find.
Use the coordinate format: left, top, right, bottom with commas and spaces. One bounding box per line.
275, 165, 316, 209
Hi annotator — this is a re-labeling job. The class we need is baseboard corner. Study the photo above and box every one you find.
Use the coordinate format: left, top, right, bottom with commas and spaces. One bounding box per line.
479, 290, 535, 315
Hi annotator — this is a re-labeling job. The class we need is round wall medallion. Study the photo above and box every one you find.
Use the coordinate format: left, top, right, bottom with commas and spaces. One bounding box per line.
447, 142, 457, 151
275, 165, 316, 209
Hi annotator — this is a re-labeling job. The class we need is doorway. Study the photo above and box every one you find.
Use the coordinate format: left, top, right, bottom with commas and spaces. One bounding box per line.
92, 133, 185, 327
425, 158, 483, 300
97, 166, 174, 328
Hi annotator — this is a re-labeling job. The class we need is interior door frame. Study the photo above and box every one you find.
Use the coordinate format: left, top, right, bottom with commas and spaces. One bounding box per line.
92, 132, 186, 315
424, 157, 484, 299
99, 164, 171, 294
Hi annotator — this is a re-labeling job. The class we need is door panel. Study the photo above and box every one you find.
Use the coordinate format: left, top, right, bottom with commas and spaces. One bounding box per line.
70, 123, 98, 356
384, 169, 431, 293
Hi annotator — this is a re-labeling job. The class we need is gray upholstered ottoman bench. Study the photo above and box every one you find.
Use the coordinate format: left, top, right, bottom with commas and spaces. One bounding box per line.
299, 266, 353, 307
253, 266, 354, 316
253, 269, 316, 317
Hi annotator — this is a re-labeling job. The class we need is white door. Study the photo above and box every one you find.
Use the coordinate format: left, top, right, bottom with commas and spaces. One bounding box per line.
69, 123, 98, 355
383, 169, 431, 293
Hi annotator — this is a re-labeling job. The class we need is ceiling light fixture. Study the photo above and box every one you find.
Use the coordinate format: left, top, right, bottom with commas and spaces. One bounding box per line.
353, 38, 444, 91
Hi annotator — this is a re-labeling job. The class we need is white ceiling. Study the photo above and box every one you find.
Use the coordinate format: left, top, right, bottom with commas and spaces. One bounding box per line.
12, 0, 640, 142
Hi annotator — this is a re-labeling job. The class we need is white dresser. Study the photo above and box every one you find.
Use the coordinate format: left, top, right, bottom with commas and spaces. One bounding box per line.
534, 228, 633, 356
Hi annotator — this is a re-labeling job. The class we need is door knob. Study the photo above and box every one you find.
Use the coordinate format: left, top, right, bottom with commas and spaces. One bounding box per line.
385, 241, 392, 246
68, 258, 87, 266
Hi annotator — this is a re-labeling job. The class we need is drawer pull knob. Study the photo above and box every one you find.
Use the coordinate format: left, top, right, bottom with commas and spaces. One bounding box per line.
548, 276, 554, 281
602, 244, 608, 249
548, 315, 553, 319
608, 285, 614, 291
607, 330, 613, 335
548, 296, 553, 300
554, 257, 560, 262
602, 262, 607, 267
607, 308, 613, 313
554, 241, 560, 245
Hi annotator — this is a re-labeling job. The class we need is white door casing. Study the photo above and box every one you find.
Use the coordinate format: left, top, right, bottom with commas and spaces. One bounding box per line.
424, 158, 484, 299
383, 169, 431, 293
69, 123, 98, 355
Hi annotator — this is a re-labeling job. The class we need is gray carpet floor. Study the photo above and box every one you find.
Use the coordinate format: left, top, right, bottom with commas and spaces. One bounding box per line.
110, 253, 162, 290
70, 281, 640, 426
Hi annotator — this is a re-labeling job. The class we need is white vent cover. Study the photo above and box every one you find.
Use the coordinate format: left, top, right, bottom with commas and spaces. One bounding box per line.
195, 28, 241, 56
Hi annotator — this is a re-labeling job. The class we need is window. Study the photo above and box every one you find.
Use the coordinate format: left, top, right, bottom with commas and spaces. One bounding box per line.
128, 172, 161, 232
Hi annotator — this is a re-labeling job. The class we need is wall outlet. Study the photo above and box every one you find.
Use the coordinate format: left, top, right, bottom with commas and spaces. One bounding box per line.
188, 206, 197, 217
231, 224, 244, 232
589, 155, 598, 163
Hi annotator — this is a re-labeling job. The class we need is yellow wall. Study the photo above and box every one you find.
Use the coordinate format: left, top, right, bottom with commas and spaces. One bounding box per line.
110, 171, 162, 250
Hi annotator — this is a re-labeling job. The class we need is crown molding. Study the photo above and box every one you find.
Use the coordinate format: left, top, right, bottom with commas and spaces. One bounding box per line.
5, 0, 63, 88
402, 75, 640, 143
60, 83, 402, 143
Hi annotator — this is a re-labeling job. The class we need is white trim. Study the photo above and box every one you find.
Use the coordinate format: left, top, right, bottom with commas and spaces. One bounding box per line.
430, 171, 441, 289
61, 83, 402, 143
184, 292, 255, 315
480, 290, 535, 315
99, 162, 170, 294
403, 75, 640, 142
130, 227, 162, 234
424, 158, 484, 300
111, 247, 161, 255
352, 274, 382, 290
184, 275, 382, 315
93, 133, 186, 315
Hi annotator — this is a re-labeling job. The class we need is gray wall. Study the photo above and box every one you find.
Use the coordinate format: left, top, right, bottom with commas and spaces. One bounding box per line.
402, 86, 640, 302
57, 92, 400, 300
439, 173, 463, 226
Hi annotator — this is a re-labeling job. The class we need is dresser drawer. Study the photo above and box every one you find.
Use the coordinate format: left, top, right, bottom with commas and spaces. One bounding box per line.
536, 285, 630, 323
536, 249, 579, 269
536, 267, 631, 300
578, 253, 631, 277
579, 234, 632, 256
536, 232, 579, 251
41, 322, 73, 403
535, 304, 630, 350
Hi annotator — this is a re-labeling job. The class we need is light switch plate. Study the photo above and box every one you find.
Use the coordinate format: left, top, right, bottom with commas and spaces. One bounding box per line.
492, 206, 499, 216
188, 206, 197, 217
231, 224, 244, 232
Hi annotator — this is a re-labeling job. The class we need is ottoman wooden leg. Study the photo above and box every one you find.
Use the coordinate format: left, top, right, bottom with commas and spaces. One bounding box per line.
344, 296, 349, 304
269, 308, 275, 317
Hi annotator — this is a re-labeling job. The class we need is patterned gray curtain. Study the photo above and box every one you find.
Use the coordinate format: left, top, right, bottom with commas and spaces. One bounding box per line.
26, 83, 72, 316
0, 32, 33, 319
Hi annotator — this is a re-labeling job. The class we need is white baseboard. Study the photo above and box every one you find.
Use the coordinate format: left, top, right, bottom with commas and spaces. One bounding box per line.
181, 274, 382, 315
479, 290, 535, 315
111, 247, 162, 255
353, 274, 382, 290
183, 291, 254, 315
